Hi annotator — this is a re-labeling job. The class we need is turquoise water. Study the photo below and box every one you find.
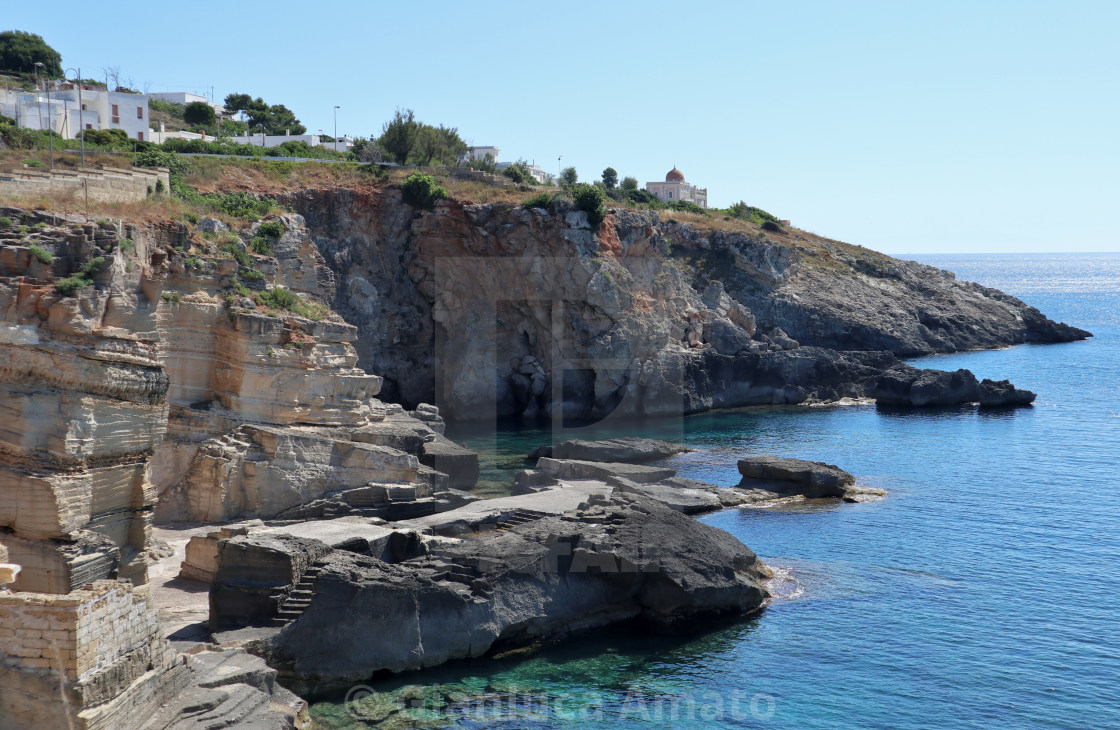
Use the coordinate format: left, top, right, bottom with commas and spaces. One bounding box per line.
312, 253, 1120, 729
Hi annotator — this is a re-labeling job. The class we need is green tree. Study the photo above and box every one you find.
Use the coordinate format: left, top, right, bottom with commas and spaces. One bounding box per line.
408, 124, 468, 166
223, 93, 252, 115
501, 161, 536, 185
560, 166, 578, 188
0, 31, 62, 77
601, 167, 618, 190
183, 101, 216, 126
621, 176, 638, 191
378, 108, 419, 164
221, 93, 305, 135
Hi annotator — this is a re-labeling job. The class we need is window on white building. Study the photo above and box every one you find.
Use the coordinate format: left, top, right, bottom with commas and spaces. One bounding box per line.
137, 106, 143, 119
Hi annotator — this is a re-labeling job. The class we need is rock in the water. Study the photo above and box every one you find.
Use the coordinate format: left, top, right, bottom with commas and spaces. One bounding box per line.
547, 437, 691, 463
979, 378, 1037, 407
736, 456, 863, 500
532, 457, 676, 485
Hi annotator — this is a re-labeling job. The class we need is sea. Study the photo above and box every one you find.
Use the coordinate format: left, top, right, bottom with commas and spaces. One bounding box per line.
310, 252, 1120, 729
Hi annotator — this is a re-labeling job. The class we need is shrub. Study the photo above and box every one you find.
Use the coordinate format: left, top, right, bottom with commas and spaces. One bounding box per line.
56, 275, 90, 296
119, 238, 134, 253
257, 287, 297, 310
249, 235, 273, 255
81, 128, 131, 148
55, 257, 105, 296
183, 101, 216, 126
155, 179, 165, 194
0, 217, 11, 227
669, 200, 706, 215
523, 192, 552, 210
28, 244, 53, 264
161, 291, 181, 302
208, 192, 275, 221
257, 221, 285, 238
761, 220, 783, 232
221, 241, 252, 267
184, 213, 199, 225
135, 147, 188, 175
241, 268, 265, 280
501, 162, 535, 185
23, 159, 44, 168
400, 173, 446, 209
183, 256, 203, 269
571, 184, 607, 228
727, 201, 780, 227
620, 176, 638, 191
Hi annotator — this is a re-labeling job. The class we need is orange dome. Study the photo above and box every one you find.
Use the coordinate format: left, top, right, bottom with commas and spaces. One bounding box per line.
665, 167, 685, 181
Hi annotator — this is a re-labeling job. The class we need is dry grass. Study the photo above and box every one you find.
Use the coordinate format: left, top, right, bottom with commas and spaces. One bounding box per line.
0, 148, 137, 174
0, 153, 896, 275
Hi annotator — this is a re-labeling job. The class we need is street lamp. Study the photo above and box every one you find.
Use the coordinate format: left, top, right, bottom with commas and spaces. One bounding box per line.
557, 155, 562, 185
333, 106, 340, 154
34, 62, 54, 168
65, 67, 85, 167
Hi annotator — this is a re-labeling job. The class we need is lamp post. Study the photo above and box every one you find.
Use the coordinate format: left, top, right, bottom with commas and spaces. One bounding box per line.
65, 67, 85, 168
34, 62, 54, 168
557, 155, 562, 186
333, 106, 340, 154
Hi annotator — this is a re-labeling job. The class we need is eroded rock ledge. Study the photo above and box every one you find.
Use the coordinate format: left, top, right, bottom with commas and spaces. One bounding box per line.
206, 491, 769, 694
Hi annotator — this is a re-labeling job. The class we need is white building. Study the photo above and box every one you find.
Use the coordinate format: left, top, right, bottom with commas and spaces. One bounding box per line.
227, 130, 353, 153
468, 145, 500, 162
147, 91, 225, 116
1, 84, 150, 141
645, 167, 708, 209
496, 160, 547, 184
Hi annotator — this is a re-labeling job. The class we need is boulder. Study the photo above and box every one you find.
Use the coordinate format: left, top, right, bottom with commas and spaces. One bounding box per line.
736, 456, 858, 499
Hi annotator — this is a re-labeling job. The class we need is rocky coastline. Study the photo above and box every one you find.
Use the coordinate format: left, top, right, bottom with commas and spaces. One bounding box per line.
0, 194, 1089, 729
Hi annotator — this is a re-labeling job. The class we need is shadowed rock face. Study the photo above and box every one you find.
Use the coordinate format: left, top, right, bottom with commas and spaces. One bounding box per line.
238, 493, 768, 691
291, 190, 1083, 422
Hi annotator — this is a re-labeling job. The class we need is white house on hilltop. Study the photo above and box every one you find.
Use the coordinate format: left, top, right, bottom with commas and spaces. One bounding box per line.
0, 83, 150, 141
645, 167, 708, 209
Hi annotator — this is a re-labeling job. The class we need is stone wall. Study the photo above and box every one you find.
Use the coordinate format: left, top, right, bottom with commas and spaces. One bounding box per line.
0, 166, 170, 205
0, 580, 188, 730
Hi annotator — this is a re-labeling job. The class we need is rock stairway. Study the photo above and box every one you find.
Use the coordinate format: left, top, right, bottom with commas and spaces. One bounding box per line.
424, 557, 493, 599
500, 508, 551, 529
270, 558, 328, 627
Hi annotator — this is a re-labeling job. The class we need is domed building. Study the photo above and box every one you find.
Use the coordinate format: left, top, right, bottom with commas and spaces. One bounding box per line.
645, 166, 708, 208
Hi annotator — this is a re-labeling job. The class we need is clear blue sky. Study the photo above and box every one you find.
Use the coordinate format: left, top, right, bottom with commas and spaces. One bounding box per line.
8, 1, 1119, 253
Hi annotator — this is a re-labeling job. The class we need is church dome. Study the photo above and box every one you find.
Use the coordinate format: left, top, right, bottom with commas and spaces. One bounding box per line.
665, 167, 685, 181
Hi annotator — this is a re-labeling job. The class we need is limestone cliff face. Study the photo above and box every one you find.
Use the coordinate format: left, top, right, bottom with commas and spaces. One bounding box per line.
0, 206, 456, 595
0, 212, 168, 592
291, 190, 1079, 422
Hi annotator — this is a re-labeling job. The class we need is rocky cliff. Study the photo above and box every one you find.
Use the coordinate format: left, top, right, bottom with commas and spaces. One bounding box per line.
290, 189, 1082, 422
0, 206, 472, 596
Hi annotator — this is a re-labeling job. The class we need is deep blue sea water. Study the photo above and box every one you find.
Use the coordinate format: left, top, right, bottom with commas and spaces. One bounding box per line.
312, 253, 1120, 729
